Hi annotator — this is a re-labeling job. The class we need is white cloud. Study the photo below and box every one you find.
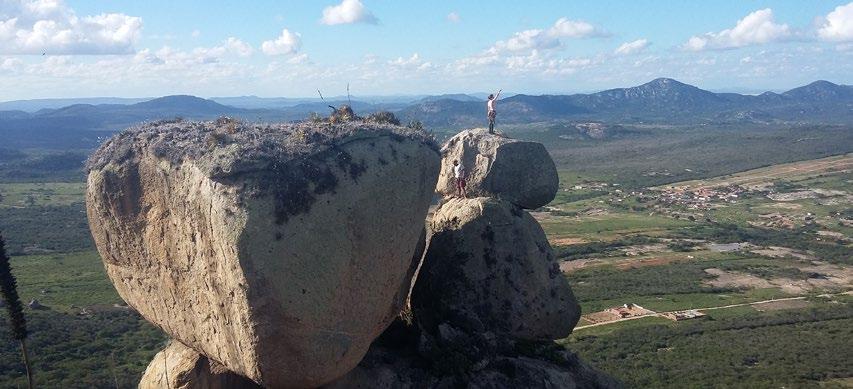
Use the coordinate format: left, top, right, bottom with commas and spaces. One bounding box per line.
550, 18, 603, 38
0, 56, 22, 70
191, 37, 254, 63
503, 50, 596, 75
488, 17, 606, 54
191, 29, 200, 38
261, 28, 301, 55
447, 11, 460, 23
221, 37, 253, 57
0, 0, 142, 55
287, 53, 309, 64
320, 0, 378, 25
683, 9, 790, 51
818, 2, 853, 41
387, 53, 433, 73
389, 53, 420, 66
614, 39, 649, 55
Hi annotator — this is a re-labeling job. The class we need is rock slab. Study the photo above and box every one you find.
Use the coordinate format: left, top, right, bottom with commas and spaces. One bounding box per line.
86, 120, 439, 387
411, 197, 580, 340
140, 341, 260, 389
435, 129, 558, 209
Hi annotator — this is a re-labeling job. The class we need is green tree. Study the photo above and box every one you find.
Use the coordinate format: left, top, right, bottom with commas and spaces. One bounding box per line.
0, 231, 33, 389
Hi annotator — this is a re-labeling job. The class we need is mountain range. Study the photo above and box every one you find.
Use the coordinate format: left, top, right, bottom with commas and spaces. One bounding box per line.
1, 78, 851, 148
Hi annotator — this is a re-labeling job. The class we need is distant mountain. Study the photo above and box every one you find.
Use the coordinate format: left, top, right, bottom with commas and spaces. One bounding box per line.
0, 97, 151, 112
1, 79, 851, 149
211, 96, 322, 109
132, 95, 235, 115
572, 78, 726, 113
782, 80, 853, 101
416, 94, 481, 103
400, 78, 853, 125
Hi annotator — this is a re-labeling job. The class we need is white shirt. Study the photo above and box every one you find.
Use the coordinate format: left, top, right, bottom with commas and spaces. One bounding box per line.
487, 99, 495, 112
454, 164, 464, 178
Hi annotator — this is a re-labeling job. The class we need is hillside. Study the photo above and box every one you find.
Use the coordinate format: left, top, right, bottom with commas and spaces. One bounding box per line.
1, 79, 852, 149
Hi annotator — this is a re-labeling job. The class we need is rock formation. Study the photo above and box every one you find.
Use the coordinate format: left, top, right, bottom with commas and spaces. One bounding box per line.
328, 130, 614, 388
86, 119, 440, 387
325, 320, 620, 388
140, 341, 260, 389
435, 129, 558, 209
412, 197, 579, 340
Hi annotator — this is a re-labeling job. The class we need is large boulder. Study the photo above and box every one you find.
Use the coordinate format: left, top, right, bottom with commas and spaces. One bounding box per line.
435, 129, 558, 209
86, 120, 440, 388
411, 197, 580, 340
140, 341, 260, 389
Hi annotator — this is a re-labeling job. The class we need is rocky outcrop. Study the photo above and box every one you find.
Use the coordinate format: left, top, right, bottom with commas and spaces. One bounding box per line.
325, 320, 620, 389
86, 119, 439, 388
412, 197, 579, 340
435, 129, 558, 209
140, 341, 260, 389
331, 131, 611, 388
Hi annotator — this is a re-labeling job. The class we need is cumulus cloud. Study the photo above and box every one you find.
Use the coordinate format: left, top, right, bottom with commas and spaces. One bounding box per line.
683, 8, 790, 51
818, 2, 853, 41
287, 53, 309, 64
0, 56, 22, 70
321, 0, 378, 25
502, 49, 596, 75
550, 18, 604, 38
614, 39, 649, 55
261, 29, 301, 55
447, 11, 460, 23
488, 17, 606, 54
386, 52, 433, 72
0, 0, 142, 55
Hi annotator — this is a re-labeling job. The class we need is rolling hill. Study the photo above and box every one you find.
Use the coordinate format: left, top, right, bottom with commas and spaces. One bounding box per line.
1, 78, 851, 148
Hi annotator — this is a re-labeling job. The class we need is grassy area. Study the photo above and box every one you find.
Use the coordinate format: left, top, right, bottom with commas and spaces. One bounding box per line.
0, 310, 165, 388
0, 250, 165, 388
550, 153, 852, 388
10, 251, 121, 312
540, 212, 693, 240
0, 182, 86, 207
0, 203, 94, 254
564, 305, 853, 388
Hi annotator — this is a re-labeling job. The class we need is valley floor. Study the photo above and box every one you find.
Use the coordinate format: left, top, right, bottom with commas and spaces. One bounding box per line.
0, 147, 850, 388
542, 154, 852, 388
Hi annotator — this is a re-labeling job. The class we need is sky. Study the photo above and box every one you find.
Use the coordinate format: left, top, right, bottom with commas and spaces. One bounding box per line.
1, 0, 852, 100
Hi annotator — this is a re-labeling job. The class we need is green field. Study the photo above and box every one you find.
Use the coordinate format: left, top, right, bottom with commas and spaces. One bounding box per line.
0, 182, 86, 208
0, 128, 850, 387
549, 153, 852, 388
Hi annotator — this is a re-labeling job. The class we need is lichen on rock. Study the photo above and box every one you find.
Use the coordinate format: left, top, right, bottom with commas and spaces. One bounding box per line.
86, 119, 440, 388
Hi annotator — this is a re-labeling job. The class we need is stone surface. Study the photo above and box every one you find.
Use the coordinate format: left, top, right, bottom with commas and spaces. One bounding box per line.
140, 341, 260, 389
324, 321, 621, 389
86, 120, 440, 388
411, 197, 580, 340
435, 128, 558, 209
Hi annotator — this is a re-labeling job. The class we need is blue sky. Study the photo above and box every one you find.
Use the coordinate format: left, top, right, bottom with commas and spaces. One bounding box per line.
1, 0, 852, 99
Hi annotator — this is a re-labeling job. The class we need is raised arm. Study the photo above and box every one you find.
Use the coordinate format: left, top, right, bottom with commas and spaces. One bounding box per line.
494, 89, 502, 100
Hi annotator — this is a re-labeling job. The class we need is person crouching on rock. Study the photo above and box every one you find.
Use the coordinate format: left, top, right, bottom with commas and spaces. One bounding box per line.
453, 160, 467, 198
487, 89, 501, 134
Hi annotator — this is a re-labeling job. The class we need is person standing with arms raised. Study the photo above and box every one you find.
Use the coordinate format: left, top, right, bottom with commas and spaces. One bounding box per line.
487, 89, 501, 134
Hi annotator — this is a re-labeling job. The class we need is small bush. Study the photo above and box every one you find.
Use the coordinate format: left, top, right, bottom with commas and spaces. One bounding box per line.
366, 111, 401, 126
